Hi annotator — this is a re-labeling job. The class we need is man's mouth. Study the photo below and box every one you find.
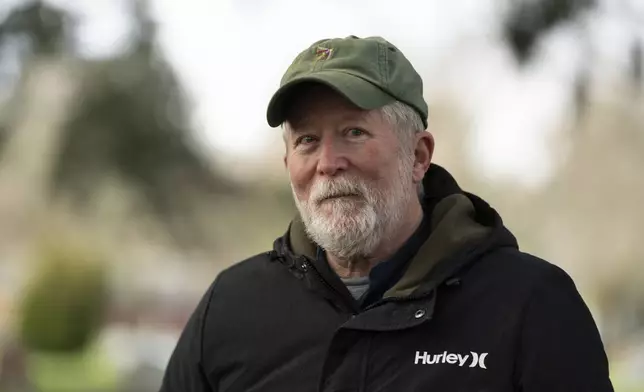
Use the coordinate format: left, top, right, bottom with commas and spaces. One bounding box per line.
320, 193, 360, 202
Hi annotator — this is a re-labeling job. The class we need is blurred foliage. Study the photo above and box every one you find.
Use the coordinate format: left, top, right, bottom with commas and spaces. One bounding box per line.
503, 0, 595, 64
0, 0, 68, 55
503, 0, 642, 119
19, 238, 108, 353
631, 39, 643, 86
53, 2, 234, 233
0, 124, 6, 152
0, 0, 236, 248
26, 343, 119, 392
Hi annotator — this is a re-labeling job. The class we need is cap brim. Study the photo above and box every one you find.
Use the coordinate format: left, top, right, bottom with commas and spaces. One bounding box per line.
266, 71, 395, 128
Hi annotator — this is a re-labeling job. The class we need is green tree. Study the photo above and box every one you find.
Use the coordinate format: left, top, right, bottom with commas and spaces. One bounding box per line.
19, 238, 108, 353
503, 0, 595, 63
502, 0, 643, 117
0, 0, 235, 247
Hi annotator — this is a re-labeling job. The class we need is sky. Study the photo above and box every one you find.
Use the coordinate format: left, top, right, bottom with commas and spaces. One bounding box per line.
2, 0, 642, 188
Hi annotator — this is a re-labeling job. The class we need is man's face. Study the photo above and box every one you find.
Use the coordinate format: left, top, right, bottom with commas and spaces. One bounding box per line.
283, 86, 418, 259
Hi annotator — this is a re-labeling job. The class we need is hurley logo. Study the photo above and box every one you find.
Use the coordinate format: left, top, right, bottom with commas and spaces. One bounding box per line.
414, 351, 488, 369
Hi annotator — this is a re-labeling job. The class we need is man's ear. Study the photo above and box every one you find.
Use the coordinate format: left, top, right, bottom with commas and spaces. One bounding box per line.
283, 154, 288, 169
412, 132, 434, 184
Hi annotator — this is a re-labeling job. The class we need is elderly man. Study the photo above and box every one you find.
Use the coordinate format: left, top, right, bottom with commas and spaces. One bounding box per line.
160, 36, 613, 391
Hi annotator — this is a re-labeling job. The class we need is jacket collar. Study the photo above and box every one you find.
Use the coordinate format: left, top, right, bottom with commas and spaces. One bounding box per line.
274, 163, 519, 303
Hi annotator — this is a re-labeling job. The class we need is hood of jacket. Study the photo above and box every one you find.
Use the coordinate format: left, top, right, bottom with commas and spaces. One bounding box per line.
272, 163, 519, 301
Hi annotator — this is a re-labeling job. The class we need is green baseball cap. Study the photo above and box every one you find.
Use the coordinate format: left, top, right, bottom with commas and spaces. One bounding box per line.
266, 35, 428, 128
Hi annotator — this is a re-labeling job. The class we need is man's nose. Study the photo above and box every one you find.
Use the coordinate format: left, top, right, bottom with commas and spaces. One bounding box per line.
316, 139, 348, 176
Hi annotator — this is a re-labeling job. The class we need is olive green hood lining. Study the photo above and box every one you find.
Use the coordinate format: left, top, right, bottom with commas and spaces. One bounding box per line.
287, 193, 491, 298
383, 194, 491, 298
288, 215, 317, 260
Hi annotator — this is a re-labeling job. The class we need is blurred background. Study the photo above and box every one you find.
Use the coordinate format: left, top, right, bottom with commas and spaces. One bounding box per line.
0, 0, 642, 390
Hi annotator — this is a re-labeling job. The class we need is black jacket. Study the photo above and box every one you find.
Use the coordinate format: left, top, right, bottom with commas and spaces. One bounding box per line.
160, 164, 613, 392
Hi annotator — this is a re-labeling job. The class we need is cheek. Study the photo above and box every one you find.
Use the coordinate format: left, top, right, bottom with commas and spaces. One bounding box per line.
363, 143, 382, 161
352, 144, 381, 173
288, 162, 314, 200
358, 144, 401, 182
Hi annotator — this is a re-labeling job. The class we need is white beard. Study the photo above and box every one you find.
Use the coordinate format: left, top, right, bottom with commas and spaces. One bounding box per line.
291, 154, 415, 260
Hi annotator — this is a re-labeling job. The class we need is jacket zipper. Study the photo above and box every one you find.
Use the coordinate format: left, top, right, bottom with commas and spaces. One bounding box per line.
298, 251, 436, 315
301, 258, 359, 315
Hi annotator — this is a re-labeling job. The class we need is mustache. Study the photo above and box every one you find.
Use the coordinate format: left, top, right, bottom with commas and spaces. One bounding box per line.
311, 177, 366, 204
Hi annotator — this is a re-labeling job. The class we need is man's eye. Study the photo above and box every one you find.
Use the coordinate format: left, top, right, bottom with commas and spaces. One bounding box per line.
295, 135, 316, 146
347, 128, 366, 137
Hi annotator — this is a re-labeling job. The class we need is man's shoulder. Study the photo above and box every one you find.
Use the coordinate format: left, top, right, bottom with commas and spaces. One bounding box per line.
190, 250, 290, 321
213, 250, 276, 287
206, 248, 308, 299
452, 247, 590, 328
483, 246, 562, 272
184, 252, 273, 313
471, 246, 580, 295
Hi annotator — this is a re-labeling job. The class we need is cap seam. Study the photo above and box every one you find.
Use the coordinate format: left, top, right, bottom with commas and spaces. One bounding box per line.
378, 42, 389, 89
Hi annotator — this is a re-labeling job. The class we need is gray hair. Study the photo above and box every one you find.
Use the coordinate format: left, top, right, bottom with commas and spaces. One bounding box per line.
378, 101, 426, 199
378, 101, 426, 152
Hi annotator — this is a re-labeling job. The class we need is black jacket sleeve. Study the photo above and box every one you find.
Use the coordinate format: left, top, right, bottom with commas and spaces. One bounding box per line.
159, 279, 218, 392
515, 263, 614, 391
